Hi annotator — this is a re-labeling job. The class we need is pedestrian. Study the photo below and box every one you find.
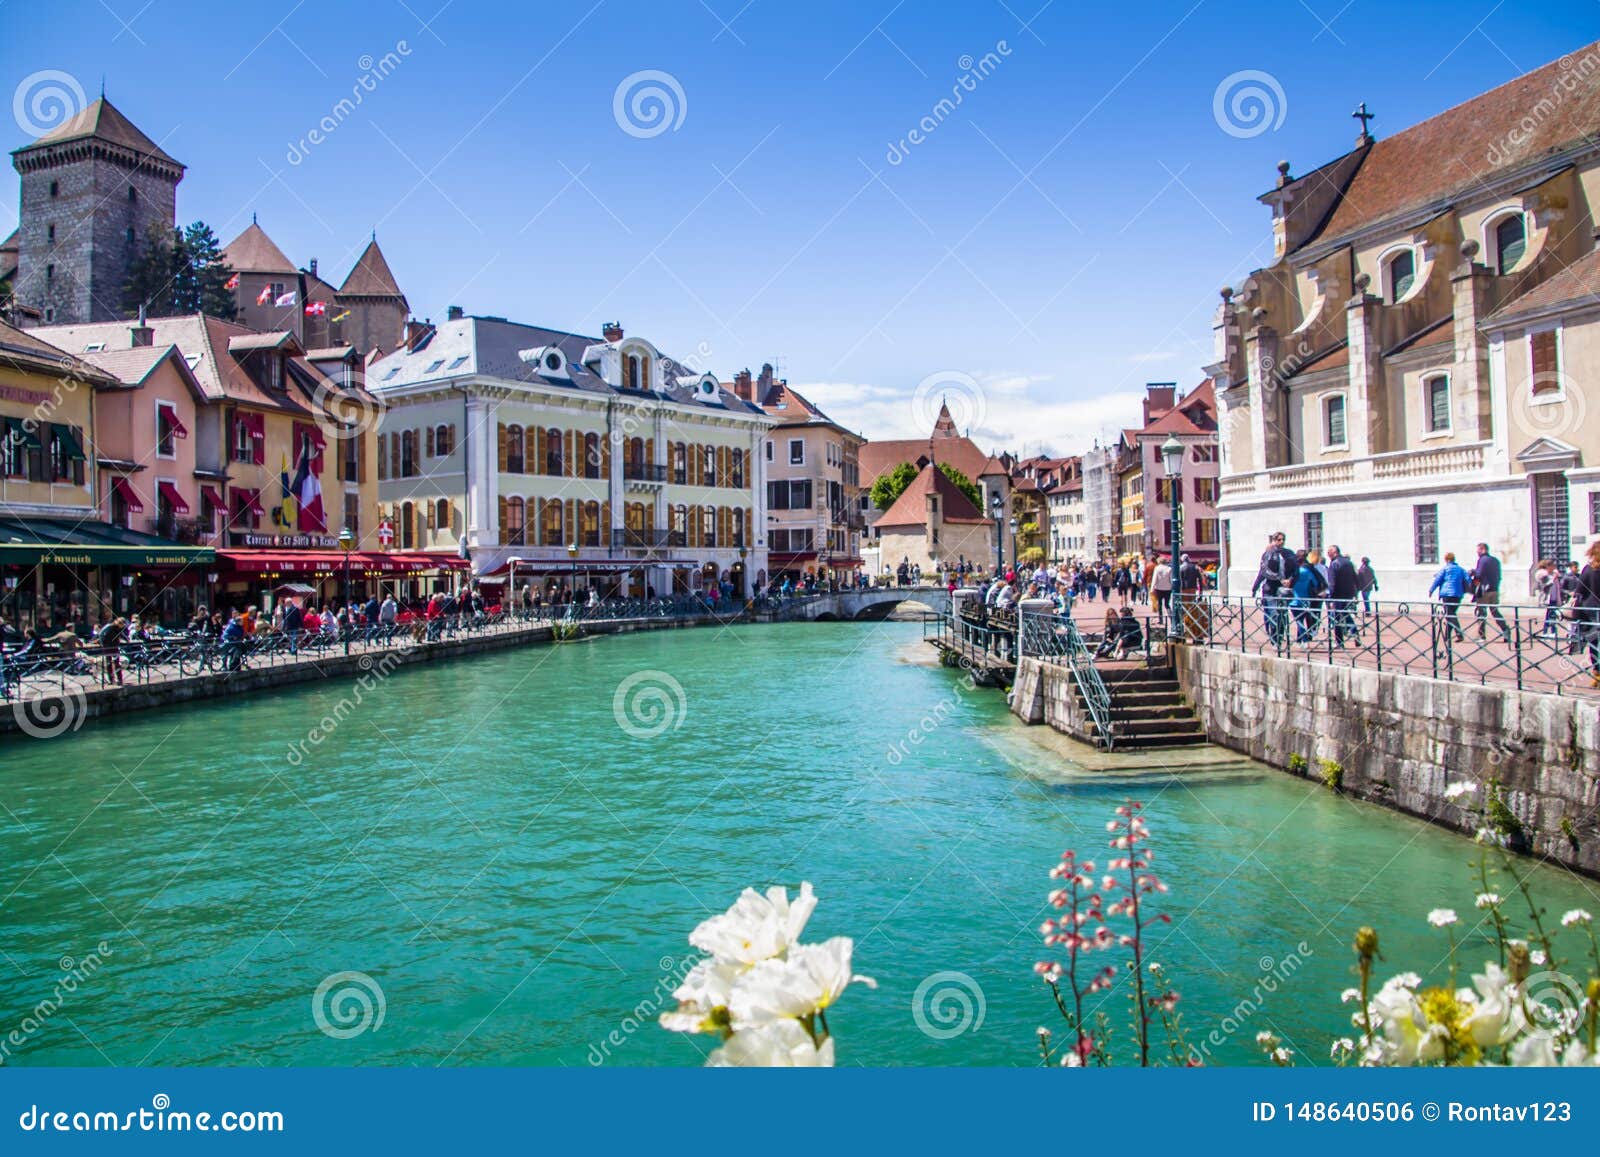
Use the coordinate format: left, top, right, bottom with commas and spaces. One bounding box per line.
1569, 540, 1600, 687
1290, 550, 1326, 643
220, 610, 245, 670
1470, 542, 1511, 643
1536, 559, 1562, 638
1429, 551, 1471, 642
1325, 545, 1359, 646
283, 598, 304, 655
1251, 531, 1297, 646
1150, 554, 1173, 618
1355, 556, 1378, 615
98, 616, 126, 686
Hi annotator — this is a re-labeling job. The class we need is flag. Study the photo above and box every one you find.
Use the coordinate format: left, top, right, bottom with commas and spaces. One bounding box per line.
304, 300, 326, 316
224, 273, 240, 291
330, 309, 351, 324
291, 434, 325, 532
274, 290, 297, 308
277, 451, 295, 528
256, 285, 273, 305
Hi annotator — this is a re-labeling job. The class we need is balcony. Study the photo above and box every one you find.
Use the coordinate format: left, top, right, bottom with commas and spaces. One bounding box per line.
623, 462, 667, 484
150, 516, 219, 545
612, 528, 686, 550
1219, 440, 1492, 500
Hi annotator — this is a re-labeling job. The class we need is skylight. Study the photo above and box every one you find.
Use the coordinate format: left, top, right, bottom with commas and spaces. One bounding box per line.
383, 367, 402, 381
448, 356, 468, 370
425, 359, 445, 374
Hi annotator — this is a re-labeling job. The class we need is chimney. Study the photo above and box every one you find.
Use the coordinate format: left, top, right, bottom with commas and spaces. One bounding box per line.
1142, 382, 1177, 424
446, 305, 464, 321
758, 362, 775, 392
403, 318, 435, 351
733, 368, 754, 401
130, 304, 153, 348
602, 321, 623, 342
309, 258, 318, 278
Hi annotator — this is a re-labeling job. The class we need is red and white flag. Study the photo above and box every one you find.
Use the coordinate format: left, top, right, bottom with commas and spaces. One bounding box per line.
224, 272, 240, 291
274, 290, 297, 308
256, 285, 273, 305
304, 300, 327, 316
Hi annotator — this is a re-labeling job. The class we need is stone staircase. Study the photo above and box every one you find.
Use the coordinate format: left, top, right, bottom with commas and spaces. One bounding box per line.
1077, 663, 1207, 750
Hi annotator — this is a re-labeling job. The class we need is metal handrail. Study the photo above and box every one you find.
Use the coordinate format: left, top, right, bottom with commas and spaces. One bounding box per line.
1061, 617, 1116, 751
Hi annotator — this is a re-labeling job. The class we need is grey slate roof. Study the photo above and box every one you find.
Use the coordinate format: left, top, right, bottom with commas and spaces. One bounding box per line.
368, 315, 767, 415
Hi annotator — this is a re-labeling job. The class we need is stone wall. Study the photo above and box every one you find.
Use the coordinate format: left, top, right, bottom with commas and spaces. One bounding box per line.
1010, 657, 1093, 741
1175, 646, 1600, 877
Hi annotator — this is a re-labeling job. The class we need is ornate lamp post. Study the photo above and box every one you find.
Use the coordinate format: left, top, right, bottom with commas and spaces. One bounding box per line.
990, 493, 1005, 575
567, 540, 579, 606
1161, 433, 1184, 641
338, 526, 354, 654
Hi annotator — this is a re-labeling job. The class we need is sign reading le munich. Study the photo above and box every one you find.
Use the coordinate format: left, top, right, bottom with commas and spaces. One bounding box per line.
231, 532, 341, 549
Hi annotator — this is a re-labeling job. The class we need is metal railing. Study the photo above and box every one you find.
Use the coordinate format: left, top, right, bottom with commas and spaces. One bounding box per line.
1176, 592, 1600, 696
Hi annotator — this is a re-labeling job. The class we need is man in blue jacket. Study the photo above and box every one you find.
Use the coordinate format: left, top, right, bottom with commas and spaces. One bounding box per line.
1429, 552, 1470, 642
1325, 545, 1360, 645
1471, 542, 1511, 643
1251, 531, 1296, 646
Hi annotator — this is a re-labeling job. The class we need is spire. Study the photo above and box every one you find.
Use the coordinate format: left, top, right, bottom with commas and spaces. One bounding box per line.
932, 398, 959, 438
338, 237, 407, 302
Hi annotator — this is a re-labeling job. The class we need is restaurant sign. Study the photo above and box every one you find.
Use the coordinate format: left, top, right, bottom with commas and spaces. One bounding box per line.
231, 532, 341, 549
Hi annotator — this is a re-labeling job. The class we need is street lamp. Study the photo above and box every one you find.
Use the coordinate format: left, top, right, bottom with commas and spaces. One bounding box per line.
1161, 433, 1184, 641
567, 540, 579, 606
338, 526, 354, 654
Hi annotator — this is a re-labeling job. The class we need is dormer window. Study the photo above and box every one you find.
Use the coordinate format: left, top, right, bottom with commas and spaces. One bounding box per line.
1382, 248, 1416, 304
624, 354, 641, 389
1490, 212, 1527, 274
266, 354, 283, 390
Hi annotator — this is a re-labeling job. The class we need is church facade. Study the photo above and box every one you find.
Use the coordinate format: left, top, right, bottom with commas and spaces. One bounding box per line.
1211, 41, 1600, 601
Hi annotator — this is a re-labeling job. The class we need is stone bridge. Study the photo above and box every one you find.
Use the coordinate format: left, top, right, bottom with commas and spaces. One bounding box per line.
775, 586, 951, 622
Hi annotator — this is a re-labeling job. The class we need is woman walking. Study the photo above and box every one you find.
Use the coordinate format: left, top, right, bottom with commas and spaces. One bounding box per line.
1290, 550, 1326, 644
1570, 541, 1600, 687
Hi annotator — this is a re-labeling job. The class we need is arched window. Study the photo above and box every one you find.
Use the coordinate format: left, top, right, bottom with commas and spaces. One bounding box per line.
731, 448, 745, 488
127, 185, 137, 203
1382, 248, 1416, 304
1424, 375, 1451, 434
546, 427, 563, 475
542, 499, 564, 546
506, 425, 525, 473
505, 497, 524, 545
583, 432, 600, 478
627, 437, 645, 471
703, 445, 716, 484
624, 355, 640, 390
732, 506, 745, 547
400, 429, 417, 476
435, 498, 451, 538
672, 441, 687, 485
435, 424, 454, 456
670, 503, 687, 545
401, 501, 415, 549
1491, 212, 1527, 273
581, 500, 600, 546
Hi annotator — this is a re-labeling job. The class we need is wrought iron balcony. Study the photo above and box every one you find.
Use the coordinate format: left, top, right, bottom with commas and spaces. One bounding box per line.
612, 528, 686, 549
623, 462, 667, 483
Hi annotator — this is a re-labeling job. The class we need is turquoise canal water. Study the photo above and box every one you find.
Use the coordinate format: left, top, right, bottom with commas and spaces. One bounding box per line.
2, 622, 1597, 1067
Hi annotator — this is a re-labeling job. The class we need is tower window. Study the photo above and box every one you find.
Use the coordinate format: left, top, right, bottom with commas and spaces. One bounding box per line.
46, 264, 54, 282
125, 227, 135, 243
46, 224, 55, 243
49, 180, 58, 197
127, 185, 137, 203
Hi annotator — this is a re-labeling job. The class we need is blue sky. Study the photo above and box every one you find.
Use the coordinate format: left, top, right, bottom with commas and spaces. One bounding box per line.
2, 0, 1594, 454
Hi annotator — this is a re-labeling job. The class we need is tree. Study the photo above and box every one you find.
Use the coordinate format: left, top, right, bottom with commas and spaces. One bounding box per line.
123, 220, 238, 320
869, 460, 984, 511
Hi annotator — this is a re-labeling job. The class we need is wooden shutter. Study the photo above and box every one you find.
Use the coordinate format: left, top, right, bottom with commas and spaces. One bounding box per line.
391, 431, 401, 476
377, 431, 387, 480
645, 438, 654, 474
745, 508, 753, 547
601, 433, 612, 479
448, 424, 457, 456
497, 496, 507, 541
565, 498, 576, 544
426, 426, 435, 457
497, 424, 508, 473
533, 427, 545, 476
601, 500, 611, 543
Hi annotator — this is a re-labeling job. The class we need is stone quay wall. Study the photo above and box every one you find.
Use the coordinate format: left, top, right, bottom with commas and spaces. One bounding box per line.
1011, 658, 1093, 739
1174, 647, 1600, 877
0, 614, 731, 736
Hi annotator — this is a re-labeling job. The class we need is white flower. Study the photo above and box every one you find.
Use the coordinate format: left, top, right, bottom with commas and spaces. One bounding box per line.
688, 881, 818, 967
1461, 964, 1517, 1048
1036, 1026, 1052, 1038
1427, 908, 1459, 928
1340, 987, 1361, 1004
1531, 949, 1548, 966
1560, 908, 1592, 927
727, 937, 876, 1027
658, 958, 741, 1034
1254, 1030, 1277, 1045
706, 1019, 835, 1067
1510, 1030, 1560, 1068
1330, 1037, 1356, 1058
1368, 976, 1447, 1066
1444, 782, 1477, 801
1060, 1051, 1083, 1067
1271, 1046, 1293, 1063
1475, 892, 1502, 909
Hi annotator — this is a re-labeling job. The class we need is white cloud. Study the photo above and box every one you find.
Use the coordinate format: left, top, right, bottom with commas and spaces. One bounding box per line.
1128, 351, 1176, 364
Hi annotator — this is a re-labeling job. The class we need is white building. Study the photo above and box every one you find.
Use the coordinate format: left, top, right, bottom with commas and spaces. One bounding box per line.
370, 313, 773, 599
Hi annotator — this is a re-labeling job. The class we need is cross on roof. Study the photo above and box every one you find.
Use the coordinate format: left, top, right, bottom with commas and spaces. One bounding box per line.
1352, 101, 1375, 143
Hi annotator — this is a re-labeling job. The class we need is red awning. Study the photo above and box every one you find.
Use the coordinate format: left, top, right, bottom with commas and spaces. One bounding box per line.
157, 480, 190, 513
386, 552, 470, 571
169, 413, 189, 439
217, 550, 348, 575
201, 485, 224, 511
110, 476, 144, 513
237, 489, 266, 519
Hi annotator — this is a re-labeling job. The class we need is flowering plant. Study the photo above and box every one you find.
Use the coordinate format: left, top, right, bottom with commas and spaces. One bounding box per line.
659, 881, 875, 1066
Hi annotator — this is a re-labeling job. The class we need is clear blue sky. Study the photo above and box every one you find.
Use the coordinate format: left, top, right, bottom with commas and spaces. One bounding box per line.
3, 0, 1594, 454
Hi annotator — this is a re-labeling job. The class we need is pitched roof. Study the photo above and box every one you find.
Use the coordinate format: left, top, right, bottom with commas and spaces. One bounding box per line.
876, 462, 989, 528
15, 96, 182, 169
1141, 379, 1217, 436
0, 318, 118, 385
931, 400, 960, 436
1488, 247, 1600, 322
1285, 341, 1349, 379
859, 432, 989, 487
222, 222, 297, 275
338, 239, 406, 300
0, 228, 17, 280
1301, 41, 1600, 250
81, 343, 209, 401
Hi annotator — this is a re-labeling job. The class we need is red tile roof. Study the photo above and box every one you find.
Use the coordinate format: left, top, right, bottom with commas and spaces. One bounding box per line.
1303, 41, 1600, 250
860, 432, 989, 487
876, 462, 989, 527
339, 239, 407, 300
1141, 379, 1217, 435
222, 222, 297, 275
16, 97, 182, 168
1488, 247, 1600, 320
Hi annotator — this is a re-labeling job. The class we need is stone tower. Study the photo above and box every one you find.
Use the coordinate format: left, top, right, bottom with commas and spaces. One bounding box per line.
10, 97, 184, 325
336, 238, 409, 354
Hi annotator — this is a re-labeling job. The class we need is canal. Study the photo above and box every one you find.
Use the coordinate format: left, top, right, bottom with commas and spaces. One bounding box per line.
2, 621, 1595, 1066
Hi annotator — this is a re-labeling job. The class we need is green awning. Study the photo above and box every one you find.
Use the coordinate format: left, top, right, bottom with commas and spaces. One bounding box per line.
0, 516, 215, 567
51, 423, 86, 461
4, 416, 41, 449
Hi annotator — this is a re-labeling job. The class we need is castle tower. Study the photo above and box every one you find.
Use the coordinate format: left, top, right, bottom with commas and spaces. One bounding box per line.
336, 238, 408, 354
10, 97, 184, 324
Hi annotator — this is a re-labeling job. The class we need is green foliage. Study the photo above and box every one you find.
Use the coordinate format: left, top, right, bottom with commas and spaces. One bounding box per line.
869, 462, 920, 510
1318, 758, 1344, 792
1485, 778, 1524, 843
123, 220, 238, 320
1560, 815, 1577, 846
1286, 753, 1308, 776
940, 464, 982, 509
1018, 546, 1046, 566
